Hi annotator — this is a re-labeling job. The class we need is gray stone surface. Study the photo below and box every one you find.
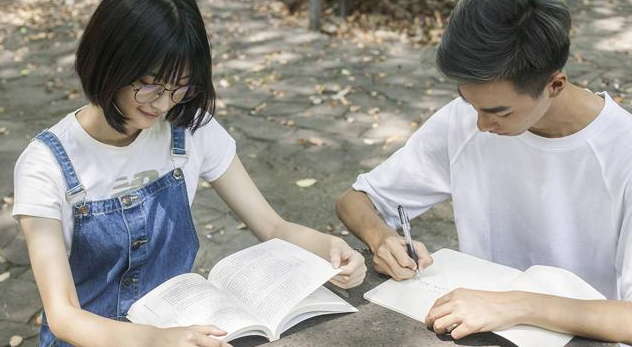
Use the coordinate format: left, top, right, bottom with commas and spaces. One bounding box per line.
0, 321, 40, 347
0, 279, 40, 323
0, 0, 630, 345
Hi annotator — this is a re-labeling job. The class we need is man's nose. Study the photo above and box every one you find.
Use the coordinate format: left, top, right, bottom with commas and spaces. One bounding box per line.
476, 113, 496, 132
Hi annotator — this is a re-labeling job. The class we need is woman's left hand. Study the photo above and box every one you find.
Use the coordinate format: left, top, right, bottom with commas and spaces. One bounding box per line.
328, 238, 367, 289
425, 288, 526, 339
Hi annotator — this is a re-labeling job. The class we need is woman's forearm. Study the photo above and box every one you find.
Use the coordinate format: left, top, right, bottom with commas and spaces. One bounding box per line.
48, 305, 155, 347
269, 219, 338, 260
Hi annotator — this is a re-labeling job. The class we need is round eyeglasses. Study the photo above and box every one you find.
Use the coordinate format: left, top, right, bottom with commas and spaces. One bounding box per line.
131, 82, 201, 104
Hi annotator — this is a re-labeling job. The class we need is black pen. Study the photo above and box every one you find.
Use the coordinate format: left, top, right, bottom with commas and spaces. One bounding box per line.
397, 205, 420, 278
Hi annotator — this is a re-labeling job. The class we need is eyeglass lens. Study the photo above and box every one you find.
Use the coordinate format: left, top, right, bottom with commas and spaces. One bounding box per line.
135, 84, 199, 104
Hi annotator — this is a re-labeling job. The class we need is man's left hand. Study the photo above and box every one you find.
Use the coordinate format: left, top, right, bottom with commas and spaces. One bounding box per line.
425, 288, 527, 339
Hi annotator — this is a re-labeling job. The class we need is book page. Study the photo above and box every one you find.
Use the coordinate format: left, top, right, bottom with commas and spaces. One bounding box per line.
208, 239, 340, 329
127, 273, 263, 337
493, 265, 606, 347
364, 248, 523, 323
277, 286, 358, 337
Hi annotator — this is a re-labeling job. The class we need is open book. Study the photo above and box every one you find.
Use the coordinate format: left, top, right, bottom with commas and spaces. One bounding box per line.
364, 248, 605, 347
127, 239, 357, 341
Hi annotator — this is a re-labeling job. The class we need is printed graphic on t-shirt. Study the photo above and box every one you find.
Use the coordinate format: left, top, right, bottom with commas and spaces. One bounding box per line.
111, 170, 159, 197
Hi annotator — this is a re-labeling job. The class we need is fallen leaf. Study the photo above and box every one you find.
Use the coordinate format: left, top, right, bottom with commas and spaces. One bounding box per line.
363, 139, 376, 145
295, 178, 317, 188
368, 107, 380, 116
251, 64, 266, 72
200, 181, 212, 188
250, 102, 267, 115
308, 137, 325, 146
326, 223, 335, 232
314, 84, 326, 94
204, 223, 215, 230
3, 195, 14, 205
349, 105, 361, 112
219, 79, 230, 88
34, 313, 42, 326
340, 230, 350, 236
9, 335, 23, 347
0, 271, 9, 282
309, 96, 323, 105
236, 222, 248, 230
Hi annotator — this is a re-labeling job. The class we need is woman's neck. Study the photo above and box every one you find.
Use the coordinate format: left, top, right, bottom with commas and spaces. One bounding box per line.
76, 105, 141, 147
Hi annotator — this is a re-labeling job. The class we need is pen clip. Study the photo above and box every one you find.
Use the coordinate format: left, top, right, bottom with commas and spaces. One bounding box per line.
397, 205, 410, 229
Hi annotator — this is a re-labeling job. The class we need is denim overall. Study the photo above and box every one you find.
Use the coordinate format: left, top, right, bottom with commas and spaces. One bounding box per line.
35, 126, 199, 347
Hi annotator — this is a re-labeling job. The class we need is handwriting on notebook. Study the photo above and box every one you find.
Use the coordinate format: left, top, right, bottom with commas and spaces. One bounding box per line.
417, 279, 449, 296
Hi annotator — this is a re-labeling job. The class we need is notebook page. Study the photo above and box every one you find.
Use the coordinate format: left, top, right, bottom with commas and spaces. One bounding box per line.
494, 265, 606, 347
364, 248, 522, 322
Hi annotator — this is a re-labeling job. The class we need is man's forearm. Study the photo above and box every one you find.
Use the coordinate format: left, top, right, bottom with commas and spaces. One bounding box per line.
515, 291, 632, 344
335, 188, 397, 251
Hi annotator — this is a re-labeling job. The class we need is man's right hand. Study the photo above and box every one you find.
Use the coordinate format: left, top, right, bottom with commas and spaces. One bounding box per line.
372, 236, 433, 281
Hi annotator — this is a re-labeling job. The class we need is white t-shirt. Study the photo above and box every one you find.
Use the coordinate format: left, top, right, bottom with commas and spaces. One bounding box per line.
353, 92, 632, 301
12, 110, 236, 255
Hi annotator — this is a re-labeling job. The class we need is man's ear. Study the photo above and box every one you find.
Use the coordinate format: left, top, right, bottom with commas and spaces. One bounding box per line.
547, 71, 567, 98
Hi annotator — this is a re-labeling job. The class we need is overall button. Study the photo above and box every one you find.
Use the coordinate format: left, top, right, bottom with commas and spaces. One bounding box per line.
121, 195, 138, 206
172, 168, 183, 180
77, 205, 88, 215
131, 238, 148, 251
123, 277, 139, 286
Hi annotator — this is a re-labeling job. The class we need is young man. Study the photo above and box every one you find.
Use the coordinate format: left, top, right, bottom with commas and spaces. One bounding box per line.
336, 0, 632, 343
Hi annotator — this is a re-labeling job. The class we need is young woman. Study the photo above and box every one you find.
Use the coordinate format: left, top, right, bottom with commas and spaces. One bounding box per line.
12, 1, 366, 346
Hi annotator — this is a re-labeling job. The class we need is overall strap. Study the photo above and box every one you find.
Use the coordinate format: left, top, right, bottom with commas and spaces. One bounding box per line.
170, 125, 187, 158
34, 130, 86, 202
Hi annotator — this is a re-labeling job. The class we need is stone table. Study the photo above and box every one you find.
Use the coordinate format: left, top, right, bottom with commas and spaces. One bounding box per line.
232, 249, 618, 347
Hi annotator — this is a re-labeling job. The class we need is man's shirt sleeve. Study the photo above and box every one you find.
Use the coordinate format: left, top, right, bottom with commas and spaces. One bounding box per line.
352, 103, 454, 229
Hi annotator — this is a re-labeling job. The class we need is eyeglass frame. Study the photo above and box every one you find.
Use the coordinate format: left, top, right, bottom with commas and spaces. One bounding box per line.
130, 81, 201, 105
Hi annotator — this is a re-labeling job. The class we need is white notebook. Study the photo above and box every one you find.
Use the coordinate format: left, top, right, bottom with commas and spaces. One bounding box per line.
364, 248, 605, 347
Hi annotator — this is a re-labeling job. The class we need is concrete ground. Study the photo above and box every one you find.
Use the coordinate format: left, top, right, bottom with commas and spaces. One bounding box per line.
1, 0, 632, 345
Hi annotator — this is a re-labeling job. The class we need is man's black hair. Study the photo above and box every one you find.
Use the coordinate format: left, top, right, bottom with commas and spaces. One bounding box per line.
75, 0, 215, 133
436, 0, 572, 98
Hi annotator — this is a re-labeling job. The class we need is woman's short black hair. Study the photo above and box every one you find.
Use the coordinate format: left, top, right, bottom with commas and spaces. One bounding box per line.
75, 0, 215, 133
436, 0, 572, 98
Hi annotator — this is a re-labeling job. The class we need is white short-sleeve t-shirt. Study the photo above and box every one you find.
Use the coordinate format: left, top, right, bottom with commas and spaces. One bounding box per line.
353, 92, 632, 301
12, 110, 236, 254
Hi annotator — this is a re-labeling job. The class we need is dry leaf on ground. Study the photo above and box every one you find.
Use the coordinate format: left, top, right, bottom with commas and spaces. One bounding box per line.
295, 178, 317, 187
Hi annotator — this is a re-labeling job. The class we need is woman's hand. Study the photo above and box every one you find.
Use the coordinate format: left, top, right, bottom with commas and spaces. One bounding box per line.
151, 325, 232, 347
328, 238, 367, 289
